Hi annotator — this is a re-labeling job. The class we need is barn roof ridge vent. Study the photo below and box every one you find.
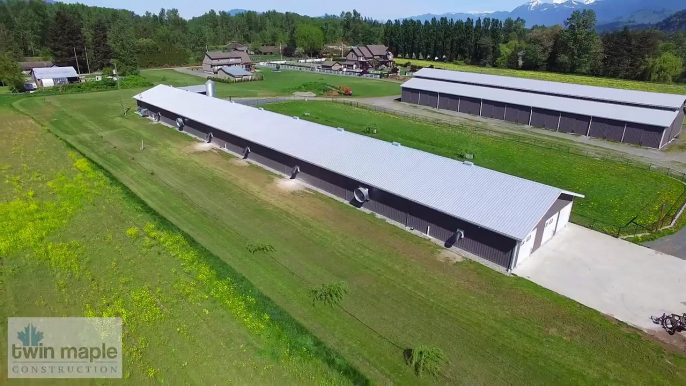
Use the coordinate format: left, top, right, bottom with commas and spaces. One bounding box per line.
293, 116, 300, 120
392, 141, 401, 146
463, 161, 474, 166
336, 127, 345, 132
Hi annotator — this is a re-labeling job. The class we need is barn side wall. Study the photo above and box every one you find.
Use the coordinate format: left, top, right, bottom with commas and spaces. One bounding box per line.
400, 86, 672, 149
139, 99, 518, 268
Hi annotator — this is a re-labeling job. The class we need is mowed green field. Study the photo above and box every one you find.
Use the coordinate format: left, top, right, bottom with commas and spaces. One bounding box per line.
0, 103, 357, 384
11, 89, 686, 384
264, 101, 685, 231
405, 59, 686, 95
140, 68, 402, 98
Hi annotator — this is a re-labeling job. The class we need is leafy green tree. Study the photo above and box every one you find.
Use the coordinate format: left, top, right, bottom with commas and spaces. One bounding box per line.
0, 23, 22, 60
295, 24, 324, 57
644, 52, 683, 83
554, 10, 602, 74
405, 346, 446, 377
0, 55, 24, 92
109, 17, 139, 75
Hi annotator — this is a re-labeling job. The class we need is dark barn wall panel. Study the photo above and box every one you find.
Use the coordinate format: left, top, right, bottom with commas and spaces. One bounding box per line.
365, 189, 410, 225
245, 143, 290, 175
438, 94, 459, 111
505, 104, 531, 125
559, 113, 590, 135
530, 108, 560, 131
481, 101, 508, 120
419, 91, 438, 108
403, 89, 420, 104
641, 126, 665, 149
492, 102, 507, 121
669, 108, 686, 140
589, 118, 624, 142
401, 88, 413, 103
458, 96, 481, 116
212, 128, 249, 155
622, 123, 645, 146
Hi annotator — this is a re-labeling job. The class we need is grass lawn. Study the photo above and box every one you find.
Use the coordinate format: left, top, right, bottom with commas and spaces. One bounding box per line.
405, 59, 686, 95
0, 86, 10, 94
140, 68, 401, 98
11, 89, 686, 384
263, 101, 685, 232
0, 102, 356, 384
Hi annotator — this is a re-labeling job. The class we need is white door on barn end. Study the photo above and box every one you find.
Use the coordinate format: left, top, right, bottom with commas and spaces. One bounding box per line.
541, 213, 559, 245
517, 228, 537, 267
556, 203, 573, 233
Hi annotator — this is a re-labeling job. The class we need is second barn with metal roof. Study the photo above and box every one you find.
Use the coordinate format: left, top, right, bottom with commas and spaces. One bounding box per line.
403, 68, 686, 149
134, 85, 583, 270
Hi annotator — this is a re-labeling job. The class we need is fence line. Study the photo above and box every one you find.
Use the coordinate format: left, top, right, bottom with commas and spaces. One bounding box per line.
258, 63, 382, 79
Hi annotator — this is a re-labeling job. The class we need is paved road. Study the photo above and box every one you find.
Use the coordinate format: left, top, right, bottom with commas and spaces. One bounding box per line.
514, 224, 686, 331
645, 228, 686, 260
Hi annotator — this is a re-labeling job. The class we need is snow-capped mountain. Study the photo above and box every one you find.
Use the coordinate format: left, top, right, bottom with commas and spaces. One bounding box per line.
406, 0, 686, 27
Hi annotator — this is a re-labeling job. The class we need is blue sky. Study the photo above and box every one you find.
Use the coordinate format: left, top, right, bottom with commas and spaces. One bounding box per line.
60, 0, 531, 19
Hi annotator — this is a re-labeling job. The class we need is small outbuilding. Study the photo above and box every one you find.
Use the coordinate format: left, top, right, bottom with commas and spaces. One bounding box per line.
134, 85, 584, 271
30, 66, 79, 88
217, 66, 253, 80
320, 61, 343, 71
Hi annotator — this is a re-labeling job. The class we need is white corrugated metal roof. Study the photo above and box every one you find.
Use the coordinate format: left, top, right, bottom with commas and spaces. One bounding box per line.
177, 85, 207, 93
32, 66, 78, 80
415, 68, 686, 110
402, 77, 678, 128
134, 85, 583, 241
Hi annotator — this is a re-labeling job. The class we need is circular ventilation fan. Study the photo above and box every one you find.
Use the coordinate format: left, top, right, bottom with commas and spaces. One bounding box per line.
176, 117, 185, 130
353, 187, 369, 203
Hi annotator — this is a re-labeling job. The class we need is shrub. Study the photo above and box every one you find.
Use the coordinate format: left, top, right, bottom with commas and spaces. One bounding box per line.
405, 345, 446, 377
36, 75, 153, 95
363, 123, 379, 135
310, 281, 347, 307
246, 243, 275, 254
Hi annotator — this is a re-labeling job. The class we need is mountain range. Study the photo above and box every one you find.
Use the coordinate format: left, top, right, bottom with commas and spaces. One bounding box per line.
407, 0, 686, 27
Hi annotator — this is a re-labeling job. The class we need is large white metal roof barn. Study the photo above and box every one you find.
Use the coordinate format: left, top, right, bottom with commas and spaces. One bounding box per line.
134, 85, 584, 270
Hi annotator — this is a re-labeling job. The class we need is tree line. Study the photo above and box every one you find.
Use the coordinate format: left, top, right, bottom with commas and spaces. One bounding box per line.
384, 10, 686, 82
0, 0, 684, 90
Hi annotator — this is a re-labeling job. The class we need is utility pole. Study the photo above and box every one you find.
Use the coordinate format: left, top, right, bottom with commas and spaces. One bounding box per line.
114, 61, 125, 115
84, 46, 91, 74
73, 47, 81, 74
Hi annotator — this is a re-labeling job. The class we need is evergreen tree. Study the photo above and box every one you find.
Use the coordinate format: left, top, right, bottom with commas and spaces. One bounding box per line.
91, 22, 112, 71
48, 9, 86, 70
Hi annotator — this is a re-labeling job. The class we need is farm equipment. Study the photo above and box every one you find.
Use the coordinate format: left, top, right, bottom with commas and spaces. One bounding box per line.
651, 313, 686, 335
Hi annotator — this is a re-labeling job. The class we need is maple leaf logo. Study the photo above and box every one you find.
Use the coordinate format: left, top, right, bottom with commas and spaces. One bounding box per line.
17, 324, 44, 346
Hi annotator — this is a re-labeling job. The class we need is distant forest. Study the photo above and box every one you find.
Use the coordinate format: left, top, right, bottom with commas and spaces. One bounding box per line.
0, 0, 684, 83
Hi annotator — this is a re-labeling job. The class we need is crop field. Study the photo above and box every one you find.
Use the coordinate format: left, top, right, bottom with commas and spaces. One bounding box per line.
405, 59, 686, 95
0, 101, 356, 384
264, 101, 685, 231
140, 68, 402, 98
8, 89, 686, 384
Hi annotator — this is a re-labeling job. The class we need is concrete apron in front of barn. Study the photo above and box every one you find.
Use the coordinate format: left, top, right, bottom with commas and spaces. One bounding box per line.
514, 224, 686, 343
